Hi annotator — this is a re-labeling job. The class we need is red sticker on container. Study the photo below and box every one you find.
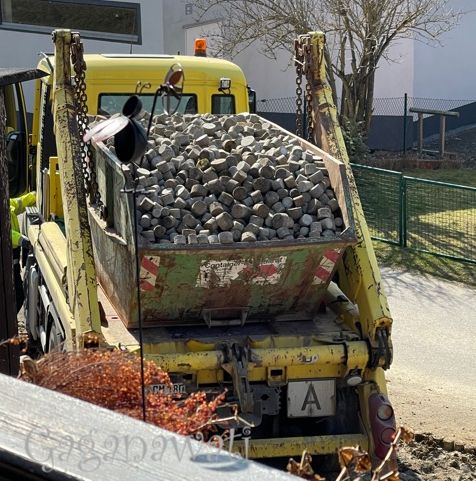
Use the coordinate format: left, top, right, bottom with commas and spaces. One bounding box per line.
312, 249, 341, 285
140, 255, 161, 291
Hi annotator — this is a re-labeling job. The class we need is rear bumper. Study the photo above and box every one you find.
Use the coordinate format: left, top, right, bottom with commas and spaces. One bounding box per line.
233, 433, 368, 458
148, 341, 369, 374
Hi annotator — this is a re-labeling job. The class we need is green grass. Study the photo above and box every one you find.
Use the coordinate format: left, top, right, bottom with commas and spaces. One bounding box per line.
373, 240, 476, 287
402, 168, 476, 187
358, 170, 476, 258
408, 207, 476, 257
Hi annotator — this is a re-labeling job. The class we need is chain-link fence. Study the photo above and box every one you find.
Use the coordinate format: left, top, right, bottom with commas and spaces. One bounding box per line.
352, 164, 476, 263
257, 95, 476, 116
257, 96, 476, 151
257, 97, 296, 113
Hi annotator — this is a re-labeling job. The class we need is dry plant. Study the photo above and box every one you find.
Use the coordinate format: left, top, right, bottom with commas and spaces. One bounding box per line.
0, 334, 28, 351
287, 426, 415, 481
287, 450, 326, 480
19, 348, 225, 436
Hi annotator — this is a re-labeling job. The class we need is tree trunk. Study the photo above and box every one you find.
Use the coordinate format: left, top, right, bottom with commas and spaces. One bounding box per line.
363, 66, 376, 136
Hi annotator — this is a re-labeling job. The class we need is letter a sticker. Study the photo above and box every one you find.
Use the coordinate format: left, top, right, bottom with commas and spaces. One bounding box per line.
287, 380, 335, 417
301, 383, 321, 411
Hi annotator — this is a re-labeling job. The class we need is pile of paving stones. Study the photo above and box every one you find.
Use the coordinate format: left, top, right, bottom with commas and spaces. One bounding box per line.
104, 113, 344, 245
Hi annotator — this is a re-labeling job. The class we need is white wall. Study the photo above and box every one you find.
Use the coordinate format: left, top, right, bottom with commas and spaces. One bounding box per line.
163, 0, 194, 55
0, 0, 164, 106
413, 0, 476, 99
233, 46, 296, 101
177, 1, 473, 102
173, 17, 415, 103
180, 23, 296, 100
232, 37, 414, 103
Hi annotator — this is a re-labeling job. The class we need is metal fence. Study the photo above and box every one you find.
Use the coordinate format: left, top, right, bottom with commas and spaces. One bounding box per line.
352, 164, 476, 264
258, 96, 476, 151
257, 96, 296, 113
258, 96, 476, 117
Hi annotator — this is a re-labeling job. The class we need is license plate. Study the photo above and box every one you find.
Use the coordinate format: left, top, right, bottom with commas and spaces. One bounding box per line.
147, 383, 186, 395
287, 380, 336, 417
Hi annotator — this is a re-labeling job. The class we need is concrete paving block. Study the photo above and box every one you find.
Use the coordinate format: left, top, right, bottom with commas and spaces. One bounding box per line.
218, 231, 234, 244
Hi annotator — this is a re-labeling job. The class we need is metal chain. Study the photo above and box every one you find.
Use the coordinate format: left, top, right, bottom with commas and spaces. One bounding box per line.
71, 33, 102, 209
0, 90, 7, 201
294, 39, 304, 138
303, 40, 314, 143
39, 87, 51, 171
0, 89, 6, 156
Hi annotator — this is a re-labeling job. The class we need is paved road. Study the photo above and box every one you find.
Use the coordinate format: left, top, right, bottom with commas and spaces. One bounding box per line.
381, 267, 476, 445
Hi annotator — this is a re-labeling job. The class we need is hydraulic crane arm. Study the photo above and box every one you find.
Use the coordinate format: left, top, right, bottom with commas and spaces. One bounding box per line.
52, 30, 101, 340
297, 32, 393, 359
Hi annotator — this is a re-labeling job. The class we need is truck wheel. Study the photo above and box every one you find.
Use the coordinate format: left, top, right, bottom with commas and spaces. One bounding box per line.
46, 318, 64, 353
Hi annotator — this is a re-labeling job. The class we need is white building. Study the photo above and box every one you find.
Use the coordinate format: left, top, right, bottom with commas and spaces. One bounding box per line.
168, 0, 476, 103
1, 0, 474, 113
0, 0, 166, 105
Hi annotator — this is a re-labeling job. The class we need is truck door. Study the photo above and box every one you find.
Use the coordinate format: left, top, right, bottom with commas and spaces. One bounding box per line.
4, 83, 28, 197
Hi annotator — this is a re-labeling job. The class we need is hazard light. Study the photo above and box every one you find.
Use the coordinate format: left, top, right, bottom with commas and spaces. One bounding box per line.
194, 38, 207, 57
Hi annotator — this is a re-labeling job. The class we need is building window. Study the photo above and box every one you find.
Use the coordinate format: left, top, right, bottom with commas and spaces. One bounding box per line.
0, 0, 141, 44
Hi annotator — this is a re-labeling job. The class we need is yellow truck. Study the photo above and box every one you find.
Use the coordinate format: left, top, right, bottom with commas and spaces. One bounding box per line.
6, 30, 395, 463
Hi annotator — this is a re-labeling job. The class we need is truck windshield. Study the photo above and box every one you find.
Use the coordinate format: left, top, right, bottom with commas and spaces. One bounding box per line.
98, 93, 197, 116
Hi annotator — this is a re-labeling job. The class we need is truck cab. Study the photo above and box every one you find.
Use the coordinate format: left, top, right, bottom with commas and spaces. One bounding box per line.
30, 53, 252, 218
6, 53, 252, 189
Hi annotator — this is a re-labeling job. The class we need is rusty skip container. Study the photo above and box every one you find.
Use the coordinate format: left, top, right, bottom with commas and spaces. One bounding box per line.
89, 118, 357, 328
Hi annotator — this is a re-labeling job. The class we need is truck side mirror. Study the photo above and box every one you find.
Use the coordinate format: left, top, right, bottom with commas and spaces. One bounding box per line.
165, 69, 184, 90
248, 88, 256, 113
7, 130, 27, 197
161, 64, 184, 116
164, 64, 184, 91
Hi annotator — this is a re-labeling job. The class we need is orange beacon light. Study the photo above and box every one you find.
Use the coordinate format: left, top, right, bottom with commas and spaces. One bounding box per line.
194, 38, 207, 57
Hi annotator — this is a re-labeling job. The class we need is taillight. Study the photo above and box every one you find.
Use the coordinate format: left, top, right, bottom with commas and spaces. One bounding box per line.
381, 427, 396, 444
377, 404, 394, 421
368, 392, 397, 459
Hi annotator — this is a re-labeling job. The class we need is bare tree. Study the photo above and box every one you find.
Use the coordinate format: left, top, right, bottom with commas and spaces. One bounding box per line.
194, 0, 463, 136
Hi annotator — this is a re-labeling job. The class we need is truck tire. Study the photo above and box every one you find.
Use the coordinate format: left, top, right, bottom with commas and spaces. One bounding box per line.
46, 318, 64, 353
